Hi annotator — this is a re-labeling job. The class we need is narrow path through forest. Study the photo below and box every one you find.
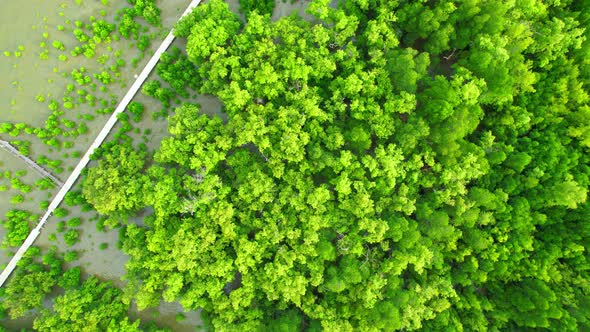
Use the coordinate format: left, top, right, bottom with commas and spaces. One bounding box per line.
0, 0, 202, 287
0, 139, 64, 187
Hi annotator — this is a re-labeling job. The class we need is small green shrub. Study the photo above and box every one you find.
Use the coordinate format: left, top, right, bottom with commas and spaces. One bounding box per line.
56, 221, 66, 233
39, 200, 50, 210
67, 217, 82, 228
96, 217, 106, 232
54, 207, 69, 218
52, 40, 65, 51
10, 195, 24, 204
64, 251, 79, 262
63, 229, 79, 246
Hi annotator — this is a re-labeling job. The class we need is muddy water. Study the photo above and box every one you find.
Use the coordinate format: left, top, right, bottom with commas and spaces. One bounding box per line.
1, 0, 199, 330
0, 150, 58, 267
0, 0, 194, 253
0, 0, 198, 173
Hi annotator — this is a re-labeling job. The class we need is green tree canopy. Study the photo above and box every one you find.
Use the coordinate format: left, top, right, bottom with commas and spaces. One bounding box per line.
83, 0, 590, 330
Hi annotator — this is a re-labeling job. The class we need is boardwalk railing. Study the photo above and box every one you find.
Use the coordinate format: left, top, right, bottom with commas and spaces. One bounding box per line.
0, 140, 64, 187
0, 0, 203, 287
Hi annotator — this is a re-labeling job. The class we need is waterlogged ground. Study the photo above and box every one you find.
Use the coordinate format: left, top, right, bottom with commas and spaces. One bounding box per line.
0, 0, 324, 330
0, 0, 194, 250
0, 0, 204, 330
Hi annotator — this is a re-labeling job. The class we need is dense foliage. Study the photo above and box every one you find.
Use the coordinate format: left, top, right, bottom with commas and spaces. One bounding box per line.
82, 0, 590, 330
1, 247, 61, 319
83, 143, 150, 217
0, 0, 177, 329
238, 0, 275, 18
0, 210, 35, 248
0, 246, 165, 331
34, 277, 144, 332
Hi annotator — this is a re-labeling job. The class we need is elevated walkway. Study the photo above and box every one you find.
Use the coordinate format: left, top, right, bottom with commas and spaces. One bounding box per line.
0, 139, 64, 187
0, 0, 203, 287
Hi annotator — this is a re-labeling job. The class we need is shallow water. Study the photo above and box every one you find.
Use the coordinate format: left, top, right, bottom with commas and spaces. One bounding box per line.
0, 0, 200, 330
0, 150, 57, 267
0, 0, 193, 254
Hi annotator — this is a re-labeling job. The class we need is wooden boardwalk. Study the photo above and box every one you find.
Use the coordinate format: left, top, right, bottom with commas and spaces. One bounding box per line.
0, 0, 203, 287
0, 139, 64, 187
